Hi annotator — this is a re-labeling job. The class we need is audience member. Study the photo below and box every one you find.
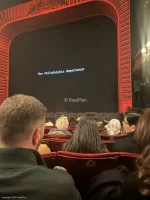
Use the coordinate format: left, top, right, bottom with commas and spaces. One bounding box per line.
45, 120, 54, 126
69, 117, 77, 126
0, 94, 81, 200
101, 119, 121, 135
112, 113, 141, 153
101, 118, 109, 127
62, 118, 108, 153
49, 116, 70, 134
97, 121, 103, 127
119, 108, 150, 200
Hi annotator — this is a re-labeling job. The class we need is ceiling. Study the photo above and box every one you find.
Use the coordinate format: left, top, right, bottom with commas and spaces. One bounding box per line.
0, 0, 32, 11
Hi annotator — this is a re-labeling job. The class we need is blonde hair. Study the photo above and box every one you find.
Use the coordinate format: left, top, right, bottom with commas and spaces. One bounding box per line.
38, 144, 50, 154
55, 116, 69, 130
106, 119, 121, 135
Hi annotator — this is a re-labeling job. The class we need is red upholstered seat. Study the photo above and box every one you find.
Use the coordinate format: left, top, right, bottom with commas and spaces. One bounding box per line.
57, 151, 119, 198
41, 139, 49, 144
100, 134, 125, 140
43, 134, 72, 139
67, 126, 75, 133
46, 138, 69, 152
103, 140, 114, 151
99, 127, 105, 131
44, 126, 56, 134
43, 134, 49, 139
118, 152, 139, 171
41, 152, 57, 169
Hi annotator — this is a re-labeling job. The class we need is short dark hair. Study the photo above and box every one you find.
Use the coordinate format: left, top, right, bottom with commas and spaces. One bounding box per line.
125, 113, 141, 126
62, 118, 107, 153
0, 94, 46, 145
125, 107, 144, 115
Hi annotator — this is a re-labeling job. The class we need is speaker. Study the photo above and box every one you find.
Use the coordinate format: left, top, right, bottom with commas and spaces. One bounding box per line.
134, 80, 141, 92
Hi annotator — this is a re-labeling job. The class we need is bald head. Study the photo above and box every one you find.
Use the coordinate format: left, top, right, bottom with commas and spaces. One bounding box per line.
0, 94, 46, 146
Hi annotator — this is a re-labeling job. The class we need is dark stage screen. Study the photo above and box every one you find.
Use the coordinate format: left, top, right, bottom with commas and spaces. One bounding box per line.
10, 16, 118, 112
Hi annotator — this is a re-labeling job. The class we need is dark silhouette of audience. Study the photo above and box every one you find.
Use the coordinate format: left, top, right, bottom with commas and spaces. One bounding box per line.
62, 118, 108, 153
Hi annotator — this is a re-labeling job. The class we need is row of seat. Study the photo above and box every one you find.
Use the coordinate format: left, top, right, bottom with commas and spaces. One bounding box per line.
42, 151, 138, 199
44, 133, 125, 140
42, 138, 114, 152
44, 125, 106, 134
42, 151, 138, 171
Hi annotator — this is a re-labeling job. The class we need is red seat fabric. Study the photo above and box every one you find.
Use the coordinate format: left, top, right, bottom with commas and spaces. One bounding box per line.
46, 139, 69, 152
41, 150, 138, 199
99, 127, 105, 131
41, 139, 49, 144
57, 151, 119, 199
100, 134, 125, 140
41, 152, 57, 169
44, 126, 56, 134
43, 134, 72, 139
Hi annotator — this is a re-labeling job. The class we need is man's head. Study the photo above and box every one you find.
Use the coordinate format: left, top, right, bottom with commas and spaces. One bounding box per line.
122, 113, 141, 134
0, 94, 46, 150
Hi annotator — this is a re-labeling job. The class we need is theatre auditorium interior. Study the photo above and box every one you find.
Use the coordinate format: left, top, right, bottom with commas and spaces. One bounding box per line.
0, 0, 150, 199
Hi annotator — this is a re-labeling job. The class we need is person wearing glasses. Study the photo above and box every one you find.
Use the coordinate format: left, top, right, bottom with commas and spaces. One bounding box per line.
112, 113, 141, 153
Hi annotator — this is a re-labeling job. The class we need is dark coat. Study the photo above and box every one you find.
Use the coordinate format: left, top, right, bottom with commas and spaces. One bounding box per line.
119, 171, 150, 200
112, 132, 139, 153
88, 166, 129, 200
88, 167, 150, 200
0, 148, 81, 200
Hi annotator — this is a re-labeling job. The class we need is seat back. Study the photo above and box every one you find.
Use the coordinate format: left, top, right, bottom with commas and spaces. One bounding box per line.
41, 152, 57, 169
44, 126, 56, 134
118, 152, 139, 172
99, 127, 105, 131
103, 140, 114, 151
57, 151, 119, 198
100, 134, 125, 140
41, 139, 49, 144
47, 138, 69, 152
68, 126, 76, 133
43, 134, 72, 140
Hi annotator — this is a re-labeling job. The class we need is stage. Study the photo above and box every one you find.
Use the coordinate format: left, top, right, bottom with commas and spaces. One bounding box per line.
0, 0, 132, 112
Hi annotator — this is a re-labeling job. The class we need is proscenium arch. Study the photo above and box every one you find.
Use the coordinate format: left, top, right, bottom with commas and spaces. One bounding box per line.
0, 0, 132, 112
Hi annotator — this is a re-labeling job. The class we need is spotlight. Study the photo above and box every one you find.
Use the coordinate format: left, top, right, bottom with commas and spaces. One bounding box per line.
141, 48, 147, 53
147, 41, 150, 47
